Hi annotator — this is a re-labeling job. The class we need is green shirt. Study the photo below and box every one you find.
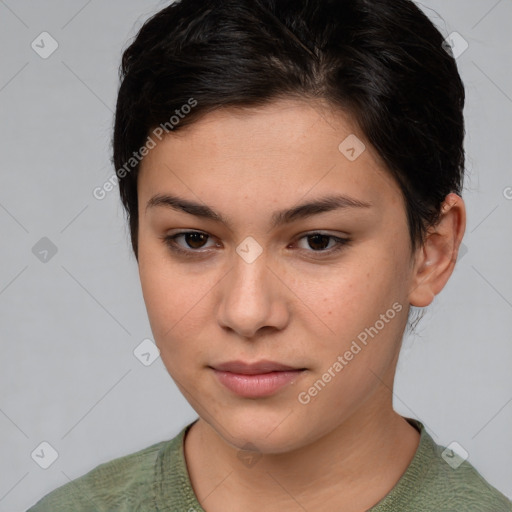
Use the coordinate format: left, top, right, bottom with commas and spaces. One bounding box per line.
27, 418, 512, 511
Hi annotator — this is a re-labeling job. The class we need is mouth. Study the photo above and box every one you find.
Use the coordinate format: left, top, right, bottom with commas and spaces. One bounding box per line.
209, 360, 307, 398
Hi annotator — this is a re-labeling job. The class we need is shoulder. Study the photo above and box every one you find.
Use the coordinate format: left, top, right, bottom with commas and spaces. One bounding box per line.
426, 447, 512, 510
26, 438, 172, 512
408, 422, 512, 511
374, 419, 512, 511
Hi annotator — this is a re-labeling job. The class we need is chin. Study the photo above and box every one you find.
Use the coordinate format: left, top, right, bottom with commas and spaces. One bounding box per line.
203, 407, 312, 454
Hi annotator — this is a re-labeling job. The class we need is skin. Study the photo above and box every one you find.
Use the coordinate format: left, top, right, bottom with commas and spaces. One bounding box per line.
136, 98, 466, 512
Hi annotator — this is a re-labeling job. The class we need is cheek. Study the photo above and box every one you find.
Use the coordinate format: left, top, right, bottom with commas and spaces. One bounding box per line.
138, 242, 187, 339
291, 245, 408, 362
137, 244, 217, 364
292, 259, 388, 333
293, 264, 407, 416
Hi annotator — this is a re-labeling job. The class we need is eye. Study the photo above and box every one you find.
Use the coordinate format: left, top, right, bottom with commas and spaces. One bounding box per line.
162, 231, 217, 256
294, 232, 351, 255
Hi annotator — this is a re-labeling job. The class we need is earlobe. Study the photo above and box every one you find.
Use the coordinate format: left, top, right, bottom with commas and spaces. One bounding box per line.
408, 193, 466, 308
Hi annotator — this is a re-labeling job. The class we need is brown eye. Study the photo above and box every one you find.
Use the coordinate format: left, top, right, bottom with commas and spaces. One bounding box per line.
182, 232, 209, 249
162, 231, 216, 256
295, 232, 351, 256
306, 234, 332, 251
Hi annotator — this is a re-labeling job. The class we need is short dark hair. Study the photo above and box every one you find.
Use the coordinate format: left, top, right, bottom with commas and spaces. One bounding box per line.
113, 0, 465, 262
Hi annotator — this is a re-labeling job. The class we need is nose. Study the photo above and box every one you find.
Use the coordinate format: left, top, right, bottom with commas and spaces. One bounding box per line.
217, 249, 289, 339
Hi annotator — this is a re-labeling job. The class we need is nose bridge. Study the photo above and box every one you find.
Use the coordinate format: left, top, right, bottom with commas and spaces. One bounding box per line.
218, 242, 284, 337
226, 248, 271, 313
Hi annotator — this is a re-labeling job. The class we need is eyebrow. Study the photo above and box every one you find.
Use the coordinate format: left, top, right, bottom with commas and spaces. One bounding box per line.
146, 193, 372, 230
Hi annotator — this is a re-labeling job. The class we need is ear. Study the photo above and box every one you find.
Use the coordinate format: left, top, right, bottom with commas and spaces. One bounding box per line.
409, 193, 466, 307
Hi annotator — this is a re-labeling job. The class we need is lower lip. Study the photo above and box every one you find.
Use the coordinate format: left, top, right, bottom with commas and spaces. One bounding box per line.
212, 369, 305, 398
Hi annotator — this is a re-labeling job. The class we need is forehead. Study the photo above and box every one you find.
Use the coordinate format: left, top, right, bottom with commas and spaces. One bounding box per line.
138, 99, 400, 215
143, 99, 374, 161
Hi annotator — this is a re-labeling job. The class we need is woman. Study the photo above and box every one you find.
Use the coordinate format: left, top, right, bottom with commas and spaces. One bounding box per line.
28, 0, 512, 510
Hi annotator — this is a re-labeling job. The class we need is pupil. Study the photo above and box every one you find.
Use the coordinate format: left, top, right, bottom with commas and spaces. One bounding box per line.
308, 234, 329, 251
186, 233, 207, 249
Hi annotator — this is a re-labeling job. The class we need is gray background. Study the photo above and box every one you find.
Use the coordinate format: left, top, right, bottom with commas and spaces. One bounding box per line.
1, 1, 511, 510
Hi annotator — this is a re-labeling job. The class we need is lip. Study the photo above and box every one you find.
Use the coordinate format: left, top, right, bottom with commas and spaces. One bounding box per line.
211, 359, 304, 374
210, 360, 306, 398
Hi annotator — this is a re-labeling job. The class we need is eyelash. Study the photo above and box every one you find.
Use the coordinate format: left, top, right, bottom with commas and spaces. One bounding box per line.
160, 231, 351, 258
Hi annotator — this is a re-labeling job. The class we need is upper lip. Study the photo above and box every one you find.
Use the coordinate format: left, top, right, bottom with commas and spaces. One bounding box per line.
211, 360, 305, 375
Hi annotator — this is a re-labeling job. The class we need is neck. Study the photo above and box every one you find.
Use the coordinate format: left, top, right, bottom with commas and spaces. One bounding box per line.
184, 393, 420, 512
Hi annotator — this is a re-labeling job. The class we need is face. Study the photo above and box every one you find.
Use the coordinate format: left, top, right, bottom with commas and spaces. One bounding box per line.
137, 99, 417, 454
